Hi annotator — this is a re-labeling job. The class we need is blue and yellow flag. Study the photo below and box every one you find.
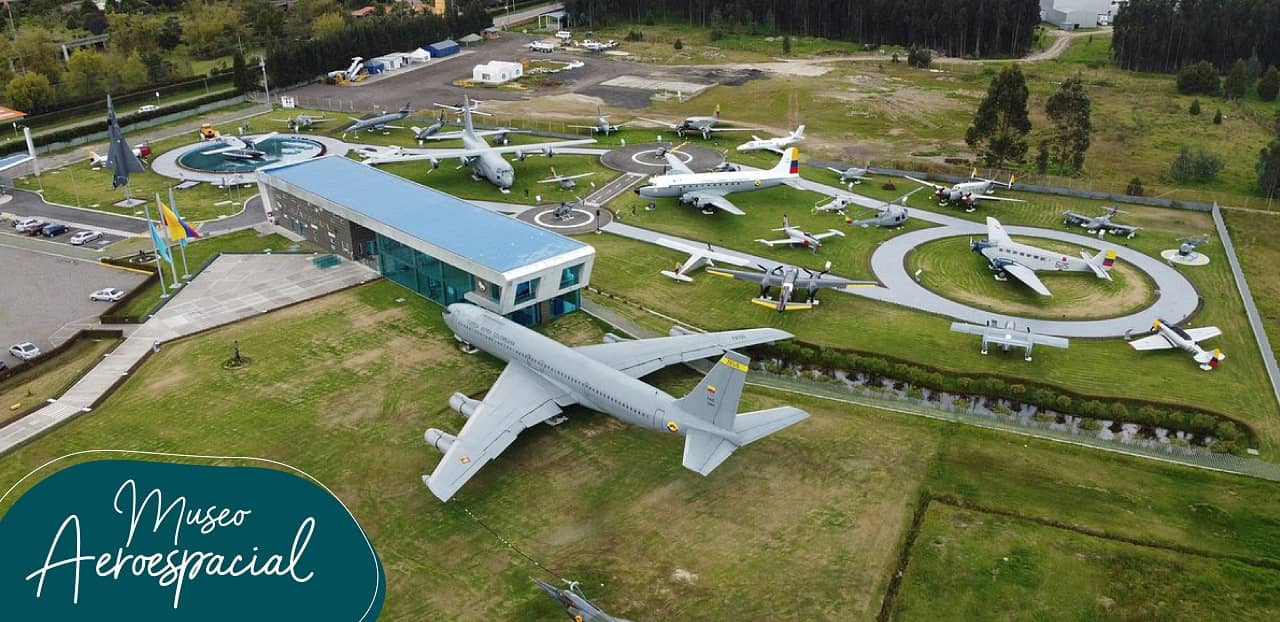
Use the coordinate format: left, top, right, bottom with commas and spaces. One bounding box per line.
158, 199, 199, 244
149, 220, 173, 265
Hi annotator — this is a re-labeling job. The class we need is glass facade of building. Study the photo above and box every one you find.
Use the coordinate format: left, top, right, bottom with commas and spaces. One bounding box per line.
376, 234, 473, 306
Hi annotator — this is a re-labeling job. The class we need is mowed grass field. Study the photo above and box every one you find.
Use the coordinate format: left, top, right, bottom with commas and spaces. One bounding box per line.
2, 280, 1279, 620
375, 154, 620, 205
891, 503, 1280, 620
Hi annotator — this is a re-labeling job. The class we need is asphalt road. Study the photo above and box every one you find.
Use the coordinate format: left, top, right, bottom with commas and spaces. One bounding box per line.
0, 189, 145, 235
0, 245, 146, 367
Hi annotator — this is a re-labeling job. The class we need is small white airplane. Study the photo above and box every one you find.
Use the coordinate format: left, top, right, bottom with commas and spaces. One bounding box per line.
1129, 319, 1225, 371
755, 215, 844, 253
827, 162, 872, 185
906, 169, 1023, 212
579, 39, 619, 52
654, 237, 750, 282
972, 217, 1115, 296
635, 147, 800, 215
538, 167, 594, 190
204, 133, 278, 161
88, 144, 151, 167
737, 125, 805, 154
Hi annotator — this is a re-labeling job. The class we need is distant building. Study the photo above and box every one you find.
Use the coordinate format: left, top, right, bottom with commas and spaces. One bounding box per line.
472, 61, 523, 84
256, 156, 593, 326
1041, 0, 1117, 28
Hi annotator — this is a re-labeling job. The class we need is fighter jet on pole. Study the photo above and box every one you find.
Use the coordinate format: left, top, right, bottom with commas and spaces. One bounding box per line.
971, 217, 1116, 296
422, 303, 808, 501
905, 169, 1022, 212
706, 262, 875, 311
1128, 319, 1226, 371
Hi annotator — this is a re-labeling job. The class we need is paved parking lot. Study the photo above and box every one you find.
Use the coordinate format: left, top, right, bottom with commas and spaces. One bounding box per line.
0, 245, 146, 367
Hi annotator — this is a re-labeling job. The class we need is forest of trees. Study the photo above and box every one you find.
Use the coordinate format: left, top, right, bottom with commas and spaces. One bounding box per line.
565, 0, 1042, 58
1113, 0, 1280, 73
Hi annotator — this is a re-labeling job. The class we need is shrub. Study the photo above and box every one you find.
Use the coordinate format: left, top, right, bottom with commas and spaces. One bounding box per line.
1055, 394, 1073, 412
782, 35, 791, 55
1080, 418, 1103, 431
1125, 176, 1145, 196
709, 30, 723, 42
1110, 402, 1130, 420
1259, 65, 1280, 101
1169, 146, 1224, 182
907, 46, 932, 68
1189, 98, 1201, 115
624, 30, 644, 42
673, 38, 683, 51
1213, 109, 1223, 124
1176, 60, 1221, 95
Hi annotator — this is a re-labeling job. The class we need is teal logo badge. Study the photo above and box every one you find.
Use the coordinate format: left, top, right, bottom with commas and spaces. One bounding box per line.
0, 458, 384, 620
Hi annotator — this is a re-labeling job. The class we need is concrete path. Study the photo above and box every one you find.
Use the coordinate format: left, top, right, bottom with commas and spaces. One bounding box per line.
0, 253, 377, 456
493, 1, 563, 28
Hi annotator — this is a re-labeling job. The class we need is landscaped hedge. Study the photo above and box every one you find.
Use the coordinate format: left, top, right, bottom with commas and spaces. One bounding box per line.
761, 340, 1255, 452
0, 329, 124, 385
20, 73, 236, 125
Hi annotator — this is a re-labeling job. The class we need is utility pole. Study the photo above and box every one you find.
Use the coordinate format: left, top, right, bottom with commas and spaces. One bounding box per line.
260, 56, 271, 109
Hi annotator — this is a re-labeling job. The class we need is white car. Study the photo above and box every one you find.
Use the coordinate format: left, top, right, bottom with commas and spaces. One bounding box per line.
555, 30, 572, 41
69, 230, 103, 245
138, 104, 159, 113
9, 342, 40, 360
90, 287, 126, 302
14, 217, 41, 232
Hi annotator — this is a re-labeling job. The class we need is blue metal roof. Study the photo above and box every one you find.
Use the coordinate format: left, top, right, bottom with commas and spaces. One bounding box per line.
263, 156, 586, 273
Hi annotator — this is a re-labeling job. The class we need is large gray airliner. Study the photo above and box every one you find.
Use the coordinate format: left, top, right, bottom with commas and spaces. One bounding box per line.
423, 303, 809, 501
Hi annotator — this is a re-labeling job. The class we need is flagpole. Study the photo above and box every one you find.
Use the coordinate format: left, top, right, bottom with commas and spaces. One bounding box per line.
153, 193, 180, 290
170, 185, 191, 279
144, 201, 170, 299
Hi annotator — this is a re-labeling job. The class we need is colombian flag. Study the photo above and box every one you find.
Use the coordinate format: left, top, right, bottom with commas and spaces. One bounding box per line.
159, 199, 200, 243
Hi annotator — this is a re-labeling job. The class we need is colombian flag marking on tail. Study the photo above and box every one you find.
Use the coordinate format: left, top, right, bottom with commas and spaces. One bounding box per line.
788, 148, 799, 175
1103, 249, 1116, 268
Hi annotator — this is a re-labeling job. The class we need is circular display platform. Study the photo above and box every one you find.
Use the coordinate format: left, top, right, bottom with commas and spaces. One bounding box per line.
517, 204, 613, 235
600, 143, 724, 175
176, 136, 326, 174
1160, 249, 1211, 266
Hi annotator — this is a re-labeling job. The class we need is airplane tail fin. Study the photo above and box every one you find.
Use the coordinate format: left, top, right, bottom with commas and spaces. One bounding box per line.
772, 147, 799, 176
794, 125, 806, 139
1194, 348, 1226, 367
461, 96, 475, 136
674, 351, 808, 475
1084, 248, 1117, 279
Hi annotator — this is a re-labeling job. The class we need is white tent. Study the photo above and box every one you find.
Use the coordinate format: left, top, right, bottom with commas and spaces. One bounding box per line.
472, 61, 523, 85
407, 48, 431, 63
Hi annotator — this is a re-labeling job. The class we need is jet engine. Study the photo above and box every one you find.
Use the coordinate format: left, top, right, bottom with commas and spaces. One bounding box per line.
514, 150, 528, 161
602, 332, 628, 343
541, 147, 555, 158
449, 392, 481, 418
424, 428, 457, 454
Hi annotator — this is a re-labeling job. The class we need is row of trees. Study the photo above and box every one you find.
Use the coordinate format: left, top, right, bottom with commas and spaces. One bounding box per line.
1178, 58, 1280, 101
964, 65, 1092, 175
264, 7, 490, 87
1113, 0, 1280, 73
1259, 113, 1280, 200
566, 0, 1042, 58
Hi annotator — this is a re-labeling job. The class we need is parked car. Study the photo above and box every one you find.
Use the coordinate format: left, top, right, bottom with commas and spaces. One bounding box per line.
555, 30, 572, 40
41, 223, 69, 237
69, 230, 103, 245
14, 217, 41, 232
8, 342, 40, 360
23, 220, 48, 236
90, 287, 126, 302
138, 104, 159, 113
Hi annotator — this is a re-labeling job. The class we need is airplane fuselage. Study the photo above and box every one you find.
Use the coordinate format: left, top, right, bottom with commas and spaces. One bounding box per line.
443, 304, 729, 441
979, 241, 1091, 274
637, 170, 785, 200
942, 180, 995, 202
461, 134, 515, 189
738, 136, 800, 153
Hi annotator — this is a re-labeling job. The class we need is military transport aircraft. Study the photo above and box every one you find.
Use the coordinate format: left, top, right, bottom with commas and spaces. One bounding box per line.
654, 237, 751, 282
755, 215, 845, 252
534, 579, 634, 622
950, 320, 1070, 361
639, 105, 761, 139
971, 217, 1116, 296
422, 303, 808, 501
737, 125, 805, 154
342, 103, 412, 137
1063, 207, 1141, 238
359, 96, 595, 193
1129, 319, 1225, 371
635, 147, 800, 215
905, 169, 1022, 212
707, 262, 874, 311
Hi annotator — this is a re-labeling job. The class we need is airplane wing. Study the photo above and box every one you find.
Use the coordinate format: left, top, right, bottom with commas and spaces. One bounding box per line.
985, 217, 1013, 246
655, 238, 750, 281
706, 127, 762, 133
682, 191, 745, 215
424, 362, 571, 501
573, 328, 791, 379
811, 229, 845, 241
755, 237, 799, 247
1106, 224, 1141, 236
428, 129, 527, 140
664, 151, 694, 175
705, 267, 770, 284
362, 139, 597, 164
971, 193, 1024, 203
1128, 333, 1176, 351
1184, 327, 1222, 342
1063, 211, 1087, 225
1000, 262, 1052, 296
904, 175, 946, 191
797, 274, 876, 290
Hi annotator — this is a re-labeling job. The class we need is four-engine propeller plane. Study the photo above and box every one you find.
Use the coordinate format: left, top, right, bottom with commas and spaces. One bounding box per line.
906, 169, 1022, 212
636, 147, 800, 215
971, 217, 1116, 296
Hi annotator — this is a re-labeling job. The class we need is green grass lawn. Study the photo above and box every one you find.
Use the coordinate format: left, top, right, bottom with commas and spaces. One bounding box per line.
589, 21, 887, 65
2, 279, 1279, 619
1224, 209, 1280, 356
113, 230, 306, 319
908, 236, 1156, 320
0, 337, 121, 425
891, 503, 1280, 620
375, 154, 620, 205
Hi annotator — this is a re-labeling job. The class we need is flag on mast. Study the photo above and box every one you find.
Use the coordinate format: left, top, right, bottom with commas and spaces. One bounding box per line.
158, 199, 200, 244
149, 220, 173, 265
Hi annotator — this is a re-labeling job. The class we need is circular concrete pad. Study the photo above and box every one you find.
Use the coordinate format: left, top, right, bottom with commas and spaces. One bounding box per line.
1160, 249, 1211, 266
518, 204, 613, 235
601, 143, 724, 174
